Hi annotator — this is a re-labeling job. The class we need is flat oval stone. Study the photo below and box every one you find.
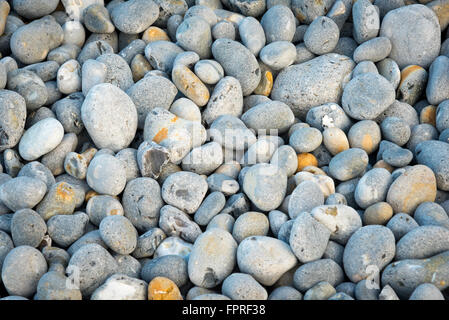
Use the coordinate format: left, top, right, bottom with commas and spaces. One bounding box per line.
396, 226, 449, 260
343, 225, 395, 283
272, 54, 355, 119
386, 165, 437, 214
81, 83, 138, 152
188, 228, 237, 288
211, 38, 261, 96
18, 118, 64, 161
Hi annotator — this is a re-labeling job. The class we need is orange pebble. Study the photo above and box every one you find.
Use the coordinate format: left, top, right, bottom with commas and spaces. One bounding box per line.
373, 160, 394, 173
85, 190, 99, 202
296, 153, 318, 172
148, 277, 183, 300
142, 26, 170, 43
420, 105, 436, 126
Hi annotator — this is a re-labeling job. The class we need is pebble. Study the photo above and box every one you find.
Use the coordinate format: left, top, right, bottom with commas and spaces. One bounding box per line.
342, 72, 396, 120
232, 211, 269, 243
11, 209, 47, 247
0, 176, 47, 211
268, 286, 303, 300
353, 37, 392, 63
110, 0, 159, 34
222, 273, 268, 300
409, 283, 445, 300
380, 4, 440, 68
293, 259, 344, 292
343, 225, 396, 283
159, 205, 202, 243
272, 54, 354, 119
188, 228, 237, 288
86, 154, 127, 196
288, 180, 324, 219
396, 226, 449, 260
91, 274, 147, 300
415, 140, 449, 191
81, 83, 138, 152
328, 148, 369, 181
355, 168, 393, 209
310, 205, 362, 245
243, 163, 287, 212
304, 281, 336, 300
212, 38, 261, 96
148, 277, 183, 300
386, 165, 437, 214
47, 212, 89, 248
386, 213, 419, 240
1, 246, 47, 297
100, 215, 138, 255
304, 16, 339, 55
414, 201, 449, 229
237, 236, 297, 286
141, 254, 188, 288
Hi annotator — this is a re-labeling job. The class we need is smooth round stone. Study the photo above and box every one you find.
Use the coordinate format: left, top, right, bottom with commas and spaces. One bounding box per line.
260, 5, 295, 43
386, 165, 437, 214
1, 246, 47, 297
211, 38, 261, 96
289, 212, 330, 263
161, 171, 208, 214
222, 273, 268, 300
268, 286, 303, 300
132, 228, 166, 259
377, 58, 401, 89
347, 120, 381, 155
99, 216, 138, 255
414, 202, 449, 229
304, 281, 336, 300
188, 228, 237, 288
353, 37, 392, 63
355, 167, 392, 208
232, 211, 269, 243
293, 259, 344, 292
184, 5, 217, 26
396, 226, 449, 260
207, 213, 235, 233
381, 251, 449, 299
239, 16, 265, 56
306, 103, 352, 133
67, 243, 118, 297
0, 177, 47, 212
352, 0, 380, 44
380, 4, 440, 69
47, 212, 89, 248
436, 100, 449, 133
18, 118, 64, 161
203, 76, 243, 125
194, 60, 224, 85
386, 213, 419, 240
126, 75, 178, 129
259, 41, 296, 71
111, 0, 159, 34
0, 90, 26, 152
289, 127, 322, 153
428, 56, 449, 104
237, 236, 297, 286
13, 0, 58, 19
409, 283, 445, 300
310, 205, 362, 245
270, 145, 298, 177
57, 59, 82, 95
363, 202, 393, 226
181, 142, 223, 175
212, 20, 236, 40
382, 147, 413, 167
83, 4, 114, 34
415, 140, 449, 191
159, 205, 202, 243
272, 54, 355, 119
11, 209, 46, 248
147, 276, 182, 300
322, 127, 350, 156
96, 54, 133, 91
62, 20, 85, 47
141, 254, 188, 288
343, 225, 395, 283
288, 180, 324, 219
328, 148, 369, 181
81, 83, 138, 152
241, 100, 295, 134
304, 16, 339, 55
10, 15, 63, 64
176, 16, 212, 59
170, 98, 201, 123
86, 154, 127, 196
243, 163, 287, 212
381, 117, 411, 147
342, 73, 396, 120
153, 236, 193, 260
91, 274, 147, 300
396, 66, 428, 106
